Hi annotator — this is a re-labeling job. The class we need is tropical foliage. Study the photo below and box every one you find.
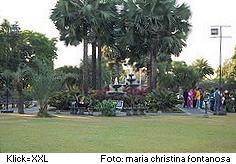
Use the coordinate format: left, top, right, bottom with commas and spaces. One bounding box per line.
30, 59, 64, 117
192, 58, 214, 80
145, 91, 182, 112
95, 99, 116, 116
123, 0, 191, 90
0, 19, 57, 114
48, 90, 75, 111
221, 53, 236, 91
51, 0, 117, 94
51, 0, 191, 92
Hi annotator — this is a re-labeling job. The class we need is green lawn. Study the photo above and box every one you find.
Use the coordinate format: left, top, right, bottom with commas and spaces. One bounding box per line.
0, 113, 236, 152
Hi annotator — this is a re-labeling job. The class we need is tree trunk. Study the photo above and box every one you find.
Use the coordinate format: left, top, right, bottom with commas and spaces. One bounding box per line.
148, 51, 152, 91
83, 38, 89, 96
38, 100, 49, 117
92, 41, 97, 90
151, 49, 157, 91
16, 82, 24, 114
149, 35, 159, 92
149, 39, 158, 92
17, 90, 24, 114
97, 40, 102, 89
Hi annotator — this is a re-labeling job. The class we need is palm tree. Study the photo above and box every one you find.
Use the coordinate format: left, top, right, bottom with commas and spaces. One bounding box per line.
91, 41, 97, 90
124, 0, 191, 91
51, 0, 91, 95
192, 58, 214, 80
88, 0, 117, 89
31, 59, 64, 117
51, 0, 117, 92
172, 61, 199, 89
56, 68, 81, 91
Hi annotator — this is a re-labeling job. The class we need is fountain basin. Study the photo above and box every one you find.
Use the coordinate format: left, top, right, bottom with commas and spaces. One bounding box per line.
112, 84, 122, 91
127, 79, 136, 83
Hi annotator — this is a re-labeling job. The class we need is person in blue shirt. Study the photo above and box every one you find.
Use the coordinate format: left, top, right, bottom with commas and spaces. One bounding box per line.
209, 89, 215, 111
214, 88, 222, 114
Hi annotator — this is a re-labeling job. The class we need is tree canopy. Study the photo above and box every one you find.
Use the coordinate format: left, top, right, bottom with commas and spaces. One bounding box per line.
0, 19, 58, 114
0, 19, 57, 72
51, 0, 191, 92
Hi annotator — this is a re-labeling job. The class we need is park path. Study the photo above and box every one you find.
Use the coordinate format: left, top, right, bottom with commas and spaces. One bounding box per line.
2, 105, 213, 117
177, 105, 213, 116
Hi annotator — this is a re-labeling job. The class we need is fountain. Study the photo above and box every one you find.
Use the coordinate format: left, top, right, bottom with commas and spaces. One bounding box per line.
126, 73, 140, 115
106, 74, 141, 115
107, 77, 125, 97
126, 73, 139, 88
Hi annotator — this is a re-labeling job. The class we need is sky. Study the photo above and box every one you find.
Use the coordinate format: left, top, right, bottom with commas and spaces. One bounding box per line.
0, 0, 236, 69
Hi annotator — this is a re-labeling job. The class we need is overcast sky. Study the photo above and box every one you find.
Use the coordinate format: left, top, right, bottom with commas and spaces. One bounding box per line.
0, 0, 236, 69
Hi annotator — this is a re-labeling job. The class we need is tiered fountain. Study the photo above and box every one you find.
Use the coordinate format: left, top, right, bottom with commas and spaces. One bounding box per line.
107, 77, 125, 97
106, 74, 141, 115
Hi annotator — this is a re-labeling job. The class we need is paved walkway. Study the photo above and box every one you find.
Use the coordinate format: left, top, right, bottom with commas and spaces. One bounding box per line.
2, 105, 213, 117
177, 105, 213, 116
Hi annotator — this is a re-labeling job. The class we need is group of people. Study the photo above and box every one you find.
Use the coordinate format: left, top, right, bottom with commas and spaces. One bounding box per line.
183, 88, 206, 109
183, 87, 227, 113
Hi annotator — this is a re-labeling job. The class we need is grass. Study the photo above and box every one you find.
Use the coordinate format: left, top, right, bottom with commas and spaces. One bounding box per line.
0, 113, 236, 152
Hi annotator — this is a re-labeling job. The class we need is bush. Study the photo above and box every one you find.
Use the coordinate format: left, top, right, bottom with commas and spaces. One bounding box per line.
95, 99, 117, 116
145, 91, 183, 112
224, 97, 236, 112
82, 90, 99, 110
48, 91, 75, 110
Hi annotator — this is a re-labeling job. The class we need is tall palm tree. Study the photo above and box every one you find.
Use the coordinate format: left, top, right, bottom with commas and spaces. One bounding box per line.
192, 58, 214, 80
51, 0, 91, 95
91, 40, 97, 90
51, 0, 116, 92
124, 0, 191, 91
89, 0, 117, 89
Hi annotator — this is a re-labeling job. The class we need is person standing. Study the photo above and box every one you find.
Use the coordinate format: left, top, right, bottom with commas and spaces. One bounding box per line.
187, 89, 193, 108
209, 89, 215, 111
214, 88, 222, 114
199, 88, 204, 109
192, 88, 197, 108
195, 88, 201, 109
223, 90, 230, 112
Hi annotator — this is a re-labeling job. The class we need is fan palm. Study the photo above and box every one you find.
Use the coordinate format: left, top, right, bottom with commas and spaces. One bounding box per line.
192, 58, 214, 80
51, 0, 116, 92
124, 0, 191, 91
88, 0, 117, 89
51, 0, 91, 95
93, 0, 117, 89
